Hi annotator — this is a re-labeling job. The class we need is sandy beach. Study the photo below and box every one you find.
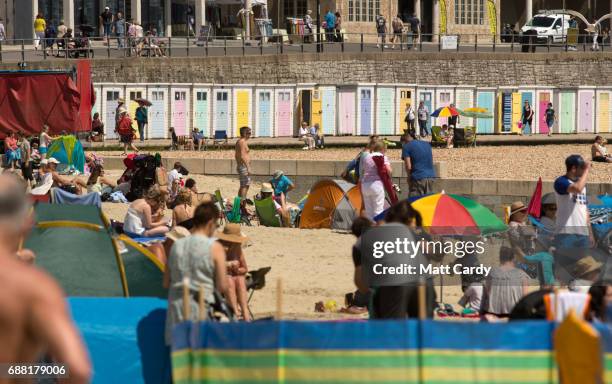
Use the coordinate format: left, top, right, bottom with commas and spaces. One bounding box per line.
102, 171, 466, 319
97, 144, 612, 183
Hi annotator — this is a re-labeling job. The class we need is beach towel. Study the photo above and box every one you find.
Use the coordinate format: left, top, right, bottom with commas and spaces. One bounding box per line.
544, 291, 590, 322
110, 191, 128, 203
51, 188, 102, 208
372, 155, 398, 204
31, 173, 54, 196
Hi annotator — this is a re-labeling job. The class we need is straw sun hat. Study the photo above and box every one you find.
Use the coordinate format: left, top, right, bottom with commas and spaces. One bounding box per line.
261, 182, 274, 194
166, 226, 190, 242
509, 201, 527, 216
572, 256, 603, 279
215, 223, 249, 244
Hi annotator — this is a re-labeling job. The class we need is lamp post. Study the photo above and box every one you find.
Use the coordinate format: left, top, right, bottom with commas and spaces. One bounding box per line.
315, 0, 320, 52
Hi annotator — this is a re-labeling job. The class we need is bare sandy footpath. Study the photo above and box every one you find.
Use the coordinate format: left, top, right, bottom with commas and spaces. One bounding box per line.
96, 144, 612, 183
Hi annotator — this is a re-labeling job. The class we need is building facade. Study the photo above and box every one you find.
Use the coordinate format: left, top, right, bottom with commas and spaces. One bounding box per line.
0, 0, 609, 41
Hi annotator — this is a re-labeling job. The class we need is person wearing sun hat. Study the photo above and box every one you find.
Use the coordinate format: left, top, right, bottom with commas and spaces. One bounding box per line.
569, 256, 603, 293
215, 223, 251, 321
269, 170, 294, 206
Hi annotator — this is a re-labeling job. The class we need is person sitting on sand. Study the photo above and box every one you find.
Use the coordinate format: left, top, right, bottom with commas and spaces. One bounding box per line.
483, 246, 529, 319
256, 182, 298, 227
163, 202, 228, 345
85, 165, 117, 195
42, 157, 83, 194
172, 189, 195, 230
270, 170, 294, 206
123, 185, 170, 238
592, 135, 612, 163
216, 223, 251, 321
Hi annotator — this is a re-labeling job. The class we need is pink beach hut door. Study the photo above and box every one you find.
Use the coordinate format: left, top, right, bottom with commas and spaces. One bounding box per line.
578, 91, 595, 133
172, 90, 187, 136
276, 91, 292, 137
338, 90, 355, 135
538, 92, 552, 135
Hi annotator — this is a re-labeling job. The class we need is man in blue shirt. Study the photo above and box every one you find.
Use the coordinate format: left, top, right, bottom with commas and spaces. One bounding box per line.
325, 10, 336, 42
401, 133, 435, 197
270, 170, 295, 206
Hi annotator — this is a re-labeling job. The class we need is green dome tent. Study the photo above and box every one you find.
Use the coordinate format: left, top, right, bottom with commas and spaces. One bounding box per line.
47, 135, 86, 173
24, 203, 166, 297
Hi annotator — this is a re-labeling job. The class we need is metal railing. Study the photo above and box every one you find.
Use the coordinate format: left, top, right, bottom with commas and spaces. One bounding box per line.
0, 33, 609, 63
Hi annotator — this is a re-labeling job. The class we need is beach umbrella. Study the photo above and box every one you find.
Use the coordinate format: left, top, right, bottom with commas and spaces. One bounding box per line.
135, 98, 152, 106
457, 109, 494, 118
411, 192, 507, 236
464, 107, 488, 113
527, 177, 543, 219
430, 106, 459, 118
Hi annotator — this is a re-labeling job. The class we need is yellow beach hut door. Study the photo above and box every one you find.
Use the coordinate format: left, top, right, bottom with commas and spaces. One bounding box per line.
396, 88, 413, 134
311, 90, 322, 129
235, 89, 251, 137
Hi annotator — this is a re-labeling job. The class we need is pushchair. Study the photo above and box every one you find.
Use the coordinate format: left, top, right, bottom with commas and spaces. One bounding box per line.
68, 25, 95, 58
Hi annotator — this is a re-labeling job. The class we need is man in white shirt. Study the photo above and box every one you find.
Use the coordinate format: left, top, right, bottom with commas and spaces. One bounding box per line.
167, 161, 183, 200
299, 121, 315, 150
553, 155, 594, 265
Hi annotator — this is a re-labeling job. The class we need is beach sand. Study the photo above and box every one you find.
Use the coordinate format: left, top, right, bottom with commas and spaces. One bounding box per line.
97, 144, 612, 183
102, 171, 465, 319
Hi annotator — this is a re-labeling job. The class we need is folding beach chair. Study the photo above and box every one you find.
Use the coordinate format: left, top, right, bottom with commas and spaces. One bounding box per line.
254, 197, 282, 227
213, 130, 228, 149
430, 126, 446, 147
245, 266, 272, 320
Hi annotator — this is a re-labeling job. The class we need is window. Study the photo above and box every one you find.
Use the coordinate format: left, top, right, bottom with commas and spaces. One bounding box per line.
175, 91, 186, 101
197, 92, 207, 101
152, 91, 164, 101
106, 91, 119, 101
454, 0, 485, 25
349, 0, 379, 22
283, 0, 307, 19
130, 91, 142, 99
217, 92, 228, 101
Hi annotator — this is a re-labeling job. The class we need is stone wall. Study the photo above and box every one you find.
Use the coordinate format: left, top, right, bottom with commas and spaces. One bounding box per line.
101, 157, 612, 217
6, 52, 612, 87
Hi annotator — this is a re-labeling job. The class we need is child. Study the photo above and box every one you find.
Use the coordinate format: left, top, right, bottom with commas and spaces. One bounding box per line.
440, 124, 453, 149
592, 135, 612, 163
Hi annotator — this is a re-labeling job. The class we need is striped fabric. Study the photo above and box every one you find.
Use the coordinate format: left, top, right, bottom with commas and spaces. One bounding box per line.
172, 320, 612, 384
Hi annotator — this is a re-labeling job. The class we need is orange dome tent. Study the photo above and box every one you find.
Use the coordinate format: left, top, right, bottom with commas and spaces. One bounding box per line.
299, 179, 362, 230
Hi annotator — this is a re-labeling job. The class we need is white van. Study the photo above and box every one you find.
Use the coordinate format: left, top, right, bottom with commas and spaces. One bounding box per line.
520, 13, 571, 45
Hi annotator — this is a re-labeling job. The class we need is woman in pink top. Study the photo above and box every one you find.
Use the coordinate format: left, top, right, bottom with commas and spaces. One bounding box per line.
4, 132, 20, 170
359, 139, 392, 220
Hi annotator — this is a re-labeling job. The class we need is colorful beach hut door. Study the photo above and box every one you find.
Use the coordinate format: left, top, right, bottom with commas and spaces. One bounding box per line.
537, 91, 553, 135
511, 92, 522, 134
476, 91, 494, 134
234, 89, 252, 137
559, 91, 576, 134
418, 90, 434, 130
310, 90, 322, 130
275, 89, 293, 137
376, 87, 395, 135
321, 88, 336, 135
102, 87, 123, 140
435, 89, 454, 127
171, 88, 190, 136
500, 92, 513, 133
127, 88, 146, 139
147, 88, 168, 139
358, 88, 373, 135
455, 89, 474, 128
519, 91, 534, 134
597, 91, 611, 133
213, 90, 230, 135
338, 88, 356, 135
578, 90, 595, 133
396, 88, 413, 134
193, 89, 210, 137
256, 90, 272, 137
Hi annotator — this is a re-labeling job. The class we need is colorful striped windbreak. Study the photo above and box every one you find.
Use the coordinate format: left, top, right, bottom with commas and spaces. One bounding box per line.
172, 320, 612, 384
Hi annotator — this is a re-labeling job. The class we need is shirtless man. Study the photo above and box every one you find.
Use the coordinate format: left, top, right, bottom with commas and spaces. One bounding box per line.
235, 126, 252, 198
0, 174, 91, 383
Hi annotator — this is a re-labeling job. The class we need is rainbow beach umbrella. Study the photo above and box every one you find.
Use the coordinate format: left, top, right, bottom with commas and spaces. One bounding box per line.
430, 106, 460, 118
411, 192, 507, 236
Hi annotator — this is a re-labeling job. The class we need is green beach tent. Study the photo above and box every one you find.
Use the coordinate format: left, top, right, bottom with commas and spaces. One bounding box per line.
24, 203, 166, 297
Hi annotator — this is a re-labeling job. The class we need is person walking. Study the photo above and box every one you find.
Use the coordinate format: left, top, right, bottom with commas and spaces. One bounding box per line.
135, 100, 148, 142
402, 132, 436, 197
99, 6, 114, 45
303, 10, 314, 44
324, 9, 336, 43
334, 12, 343, 42
404, 102, 416, 137
115, 12, 126, 49
0, 18, 5, 42
115, 98, 127, 131
359, 140, 394, 219
18, 133, 33, 187
33, 14, 46, 50
521, 100, 534, 135
390, 15, 404, 49
375, 13, 387, 48
417, 101, 430, 137
407, 13, 420, 49
117, 111, 139, 155
544, 102, 555, 136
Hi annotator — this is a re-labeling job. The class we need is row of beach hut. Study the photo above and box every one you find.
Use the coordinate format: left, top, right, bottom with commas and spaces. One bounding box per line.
93, 83, 611, 139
